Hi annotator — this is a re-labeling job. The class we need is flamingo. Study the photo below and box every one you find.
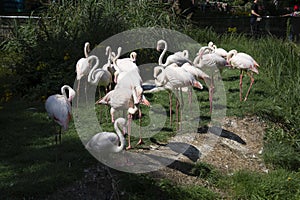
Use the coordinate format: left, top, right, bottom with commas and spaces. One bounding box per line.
45, 85, 76, 144
111, 47, 138, 83
95, 85, 150, 150
153, 64, 203, 129
194, 46, 228, 113
156, 39, 192, 67
208, 41, 228, 58
87, 55, 113, 96
85, 117, 127, 153
75, 42, 92, 107
227, 49, 259, 101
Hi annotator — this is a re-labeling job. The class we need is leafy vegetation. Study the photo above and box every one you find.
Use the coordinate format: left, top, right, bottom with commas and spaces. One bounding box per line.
1, 0, 300, 199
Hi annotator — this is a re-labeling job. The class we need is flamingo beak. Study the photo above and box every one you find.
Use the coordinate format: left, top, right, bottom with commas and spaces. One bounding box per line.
141, 97, 150, 106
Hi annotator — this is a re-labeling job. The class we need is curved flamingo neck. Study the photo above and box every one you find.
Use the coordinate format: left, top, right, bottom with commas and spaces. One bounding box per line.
84, 42, 90, 58
87, 55, 100, 84
226, 50, 237, 62
158, 40, 167, 66
61, 85, 74, 102
114, 118, 126, 152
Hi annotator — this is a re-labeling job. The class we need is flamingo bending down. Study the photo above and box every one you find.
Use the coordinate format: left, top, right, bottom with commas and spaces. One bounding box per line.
45, 85, 76, 144
227, 49, 259, 101
156, 39, 192, 67
75, 42, 92, 107
85, 117, 127, 153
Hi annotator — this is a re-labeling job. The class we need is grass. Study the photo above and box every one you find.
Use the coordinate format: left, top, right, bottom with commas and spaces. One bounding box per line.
1, 8, 300, 198
0, 100, 96, 199
1, 35, 300, 198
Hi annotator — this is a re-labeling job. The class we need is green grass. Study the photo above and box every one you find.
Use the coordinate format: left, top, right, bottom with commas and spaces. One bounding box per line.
1, 1, 300, 197
0, 100, 96, 199
220, 169, 300, 200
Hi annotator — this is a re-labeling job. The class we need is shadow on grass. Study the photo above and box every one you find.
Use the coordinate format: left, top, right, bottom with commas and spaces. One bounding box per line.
197, 125, 246, 145
0, 100, 95, 199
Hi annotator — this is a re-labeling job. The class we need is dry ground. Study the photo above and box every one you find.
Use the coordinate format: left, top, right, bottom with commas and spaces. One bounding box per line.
47, 115, 268, 199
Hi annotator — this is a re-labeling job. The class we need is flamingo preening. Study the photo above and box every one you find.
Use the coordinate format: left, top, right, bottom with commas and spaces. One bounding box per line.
45, 85, 76, 144
227, 49, 259, 101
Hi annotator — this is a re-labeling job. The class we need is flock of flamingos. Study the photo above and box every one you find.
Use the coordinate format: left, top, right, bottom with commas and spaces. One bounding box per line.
45, 39, 259, 154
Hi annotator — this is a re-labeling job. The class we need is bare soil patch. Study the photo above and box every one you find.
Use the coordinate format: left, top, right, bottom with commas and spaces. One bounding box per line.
47, 115, 268, 199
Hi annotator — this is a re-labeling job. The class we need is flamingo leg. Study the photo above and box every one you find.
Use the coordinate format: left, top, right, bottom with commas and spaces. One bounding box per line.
209, 75, 214, 113
244, 71, 255, 101
85, 81, 88, 104
188, 87, 192, 110
239, 70, 244, 101
169, 91, 172, 126
175, 90, 179, 130
58, 127, 62, 144
126, 114, 132, 150
76, 79, 80, 108
137, 106, 144, 146
179, 88, 184, 131
110, 108, 115, 123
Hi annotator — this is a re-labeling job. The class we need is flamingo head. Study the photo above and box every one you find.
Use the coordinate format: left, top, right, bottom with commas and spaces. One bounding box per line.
68, 88, 76, 102
156, 39, 165, 51
130, 52, 137, 62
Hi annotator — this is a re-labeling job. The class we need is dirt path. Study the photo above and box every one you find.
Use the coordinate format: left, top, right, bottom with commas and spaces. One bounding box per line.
47, 115, 268, 199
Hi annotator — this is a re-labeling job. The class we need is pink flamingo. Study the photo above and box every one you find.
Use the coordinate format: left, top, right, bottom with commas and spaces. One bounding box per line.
227, 49, 259, 101
45, 85, 76, 144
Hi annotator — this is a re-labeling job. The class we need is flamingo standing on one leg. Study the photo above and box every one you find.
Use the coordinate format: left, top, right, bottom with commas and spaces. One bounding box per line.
227, 49, 259, 101
45, 85, 76, 144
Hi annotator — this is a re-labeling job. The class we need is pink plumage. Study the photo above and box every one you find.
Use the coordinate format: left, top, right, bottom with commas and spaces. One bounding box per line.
45, 85, 76, 144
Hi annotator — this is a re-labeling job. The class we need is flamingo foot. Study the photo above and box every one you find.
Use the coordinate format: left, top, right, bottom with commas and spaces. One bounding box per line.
136, 138, 144, 146
126, 145, 132, 150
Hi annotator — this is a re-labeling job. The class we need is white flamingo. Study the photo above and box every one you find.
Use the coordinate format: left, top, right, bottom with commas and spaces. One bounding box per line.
75, 42, 92, 107
156, 39, 191, 67
208, 41, 228, 58
45, 85, 76, 144
154, 64, 203, 129
85, 117, 127, 153
194, 46, 228, 113
95, 85, 150, 150
227, 49, 259, 101
112, 47, 138, 83
87, 55, 113, 95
